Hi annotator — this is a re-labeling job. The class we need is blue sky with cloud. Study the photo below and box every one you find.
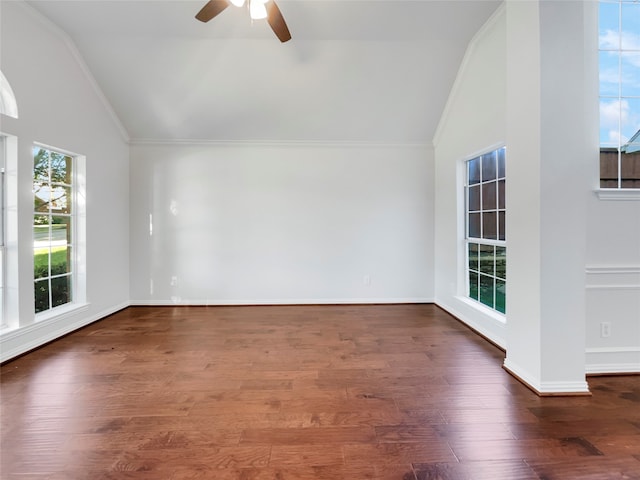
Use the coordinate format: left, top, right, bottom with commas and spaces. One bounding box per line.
599, 0, 640, 147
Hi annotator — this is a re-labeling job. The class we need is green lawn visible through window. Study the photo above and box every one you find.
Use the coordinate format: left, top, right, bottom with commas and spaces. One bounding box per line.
33, 146, 74, 313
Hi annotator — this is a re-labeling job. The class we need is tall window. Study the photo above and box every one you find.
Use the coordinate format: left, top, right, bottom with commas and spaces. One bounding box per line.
465, 147, 506, 314
599, 0, 640, 189
33, 146, 74, 313
0, 137, 5, 328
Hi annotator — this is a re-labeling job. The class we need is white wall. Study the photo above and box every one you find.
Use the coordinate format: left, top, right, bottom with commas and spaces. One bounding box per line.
130, 142, 434, 305
586, 196, 640, 373
2, 0, 636, 377
504, 0, 592, 393
433, 6, 507, 346
433, 1, 640, 383
0, 2, 130, 361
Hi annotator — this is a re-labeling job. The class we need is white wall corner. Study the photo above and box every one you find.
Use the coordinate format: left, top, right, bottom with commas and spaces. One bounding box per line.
432, 2, 505, 148
13, 0, 130, 143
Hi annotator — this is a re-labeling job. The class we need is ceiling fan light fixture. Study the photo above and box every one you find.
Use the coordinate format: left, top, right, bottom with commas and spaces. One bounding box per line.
195, 0, 290, 42
249, 0, 268, 20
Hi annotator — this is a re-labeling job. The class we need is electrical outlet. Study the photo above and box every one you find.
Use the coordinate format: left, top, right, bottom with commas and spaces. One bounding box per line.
601, 322, 611, 338
363, 275, 371, 286
170, 276, 178, 286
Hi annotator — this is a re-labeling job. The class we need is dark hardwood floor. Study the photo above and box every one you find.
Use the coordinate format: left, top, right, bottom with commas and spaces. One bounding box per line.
1, 305, 639, 479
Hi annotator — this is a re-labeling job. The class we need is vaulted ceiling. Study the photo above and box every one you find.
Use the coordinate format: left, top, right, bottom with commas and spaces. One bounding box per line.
26, 0, 501, 144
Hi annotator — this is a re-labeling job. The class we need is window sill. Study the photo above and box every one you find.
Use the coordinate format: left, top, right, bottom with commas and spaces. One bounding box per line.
0, 302, 90, 340
455, 295, 506, 324
596, 189, 640, 201
35, 302, 90, 323
0, 323, 18, 335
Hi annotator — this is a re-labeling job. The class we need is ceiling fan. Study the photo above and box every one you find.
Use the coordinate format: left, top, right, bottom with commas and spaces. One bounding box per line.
195, 0, 292, 43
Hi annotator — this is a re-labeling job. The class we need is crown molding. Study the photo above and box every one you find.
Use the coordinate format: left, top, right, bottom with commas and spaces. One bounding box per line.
129, 138, 431, 148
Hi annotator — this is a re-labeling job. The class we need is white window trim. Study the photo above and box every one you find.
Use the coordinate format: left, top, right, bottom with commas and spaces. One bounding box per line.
598, 0, 640, 191
1, 134, 18, 332
462, 144, 507, 317
35, 301, 90, 323
464, 243, 507, 318
0, 70, 18, 119
596, 188, 640, 200
33, 144, 86, 319
0, 140, 5, 330
456, 295, 507, 324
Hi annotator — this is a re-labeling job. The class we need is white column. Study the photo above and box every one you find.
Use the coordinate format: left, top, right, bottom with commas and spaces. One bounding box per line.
504, 0, 597, 394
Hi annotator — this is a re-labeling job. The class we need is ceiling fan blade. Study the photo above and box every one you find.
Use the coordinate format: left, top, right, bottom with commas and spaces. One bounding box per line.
266, 1, 291, 43
195, 0, 229, 23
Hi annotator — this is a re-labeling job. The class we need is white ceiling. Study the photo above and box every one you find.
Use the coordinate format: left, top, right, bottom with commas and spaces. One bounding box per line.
26, 0, 501, 143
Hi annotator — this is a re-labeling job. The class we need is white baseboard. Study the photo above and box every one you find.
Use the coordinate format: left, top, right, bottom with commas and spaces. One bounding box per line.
1, 299, 434, 363
586, 347, 640, 374
129, 297, 435, 306
0, 302, 129, 363
434, 298, 506, 349
503, 358, 590, 395
587, 364, 640, 375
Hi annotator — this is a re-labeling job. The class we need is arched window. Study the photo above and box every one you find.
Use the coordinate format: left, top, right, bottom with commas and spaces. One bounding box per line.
0, 71, 18, 119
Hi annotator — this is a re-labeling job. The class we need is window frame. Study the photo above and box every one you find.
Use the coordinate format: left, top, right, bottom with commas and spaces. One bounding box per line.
33, 144, 77, 315
0, 137, 5, 329
598, 0, 640, 192
464, 146, 507, 315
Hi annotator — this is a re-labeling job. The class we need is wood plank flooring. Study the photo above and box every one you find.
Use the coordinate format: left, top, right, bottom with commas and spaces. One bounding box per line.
1, 304, 639, 479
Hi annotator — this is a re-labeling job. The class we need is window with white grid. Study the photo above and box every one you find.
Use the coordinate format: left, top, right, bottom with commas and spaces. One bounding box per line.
465, 147, 506, 314
599, 0, 640, 189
